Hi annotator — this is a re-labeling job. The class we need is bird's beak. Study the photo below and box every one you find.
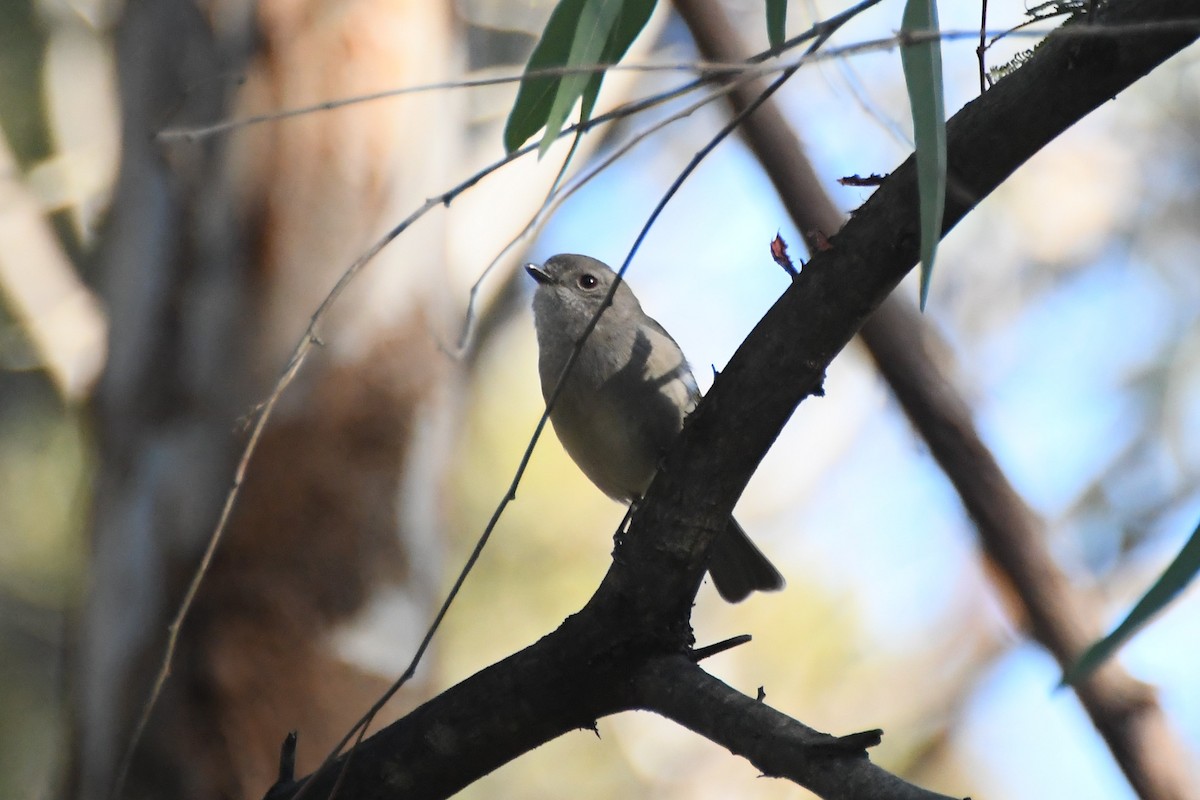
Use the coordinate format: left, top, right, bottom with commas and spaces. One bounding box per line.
525, 263, 553, 285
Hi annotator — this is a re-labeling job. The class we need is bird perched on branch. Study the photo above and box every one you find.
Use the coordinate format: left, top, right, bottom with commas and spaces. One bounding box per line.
526, 253, 784, 602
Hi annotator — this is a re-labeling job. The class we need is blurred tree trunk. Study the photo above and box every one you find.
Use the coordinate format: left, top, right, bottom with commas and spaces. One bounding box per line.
71, 1, 462, 798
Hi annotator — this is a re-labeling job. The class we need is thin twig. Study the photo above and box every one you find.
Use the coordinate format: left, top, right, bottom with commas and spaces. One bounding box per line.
148, 17, 1185, 144
444, 135, 581, 359
109, 201, 440, 800
154, 60, 753, 142
450, 71, 765, 357
978, 0, 990, 93
690, 634, 753, 662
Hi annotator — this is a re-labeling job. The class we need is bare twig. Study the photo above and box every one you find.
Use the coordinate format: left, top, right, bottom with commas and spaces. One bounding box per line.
978, 0, 990, 93
690, 634, 753, 662
150, 20, 1199, 143
154, 61, 742, 142
449, 72, 763, 356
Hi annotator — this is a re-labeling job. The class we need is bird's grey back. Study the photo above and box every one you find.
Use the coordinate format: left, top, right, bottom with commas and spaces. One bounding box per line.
529, 254, 699, 500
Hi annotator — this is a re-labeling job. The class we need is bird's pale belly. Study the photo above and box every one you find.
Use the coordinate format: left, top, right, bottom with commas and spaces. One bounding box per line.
549, 389, 663, 503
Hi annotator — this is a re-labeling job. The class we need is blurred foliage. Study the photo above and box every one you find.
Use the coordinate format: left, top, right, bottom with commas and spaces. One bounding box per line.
503, 0, 656, 155
0, 0, 106, 262
0, 367, 89, 604
0, 2, 102, 798
0, 0, 50, 166
0, 353, 89, 800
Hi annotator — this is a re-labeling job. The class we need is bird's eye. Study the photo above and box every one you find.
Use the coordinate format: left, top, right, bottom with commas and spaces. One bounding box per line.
577, 273, 598, 290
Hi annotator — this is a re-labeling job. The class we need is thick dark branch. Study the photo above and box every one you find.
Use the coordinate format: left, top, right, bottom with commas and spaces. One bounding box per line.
266, 613, 634, 800
673, 1, 1200, 798
269, 607, 941, 799
635, 657, 958, 800
269, 604, 943, 800
271, 2, 1197, 798
621, 0, 1197, 618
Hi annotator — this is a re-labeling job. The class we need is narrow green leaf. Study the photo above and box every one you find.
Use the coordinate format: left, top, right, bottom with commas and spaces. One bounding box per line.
503, 0, 656, 156
1062, 517, 1200, 687
766, 0, 787, 49
899, 0, 946, 311
580, 0, 656, 126
538, 0, 623, 157
504, 0, 588, 154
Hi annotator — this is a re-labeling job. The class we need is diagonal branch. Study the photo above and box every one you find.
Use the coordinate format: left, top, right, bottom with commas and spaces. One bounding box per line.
671, 1, 1199, 798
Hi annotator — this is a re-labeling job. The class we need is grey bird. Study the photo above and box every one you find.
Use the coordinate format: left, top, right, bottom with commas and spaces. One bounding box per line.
526, 253, 784, 602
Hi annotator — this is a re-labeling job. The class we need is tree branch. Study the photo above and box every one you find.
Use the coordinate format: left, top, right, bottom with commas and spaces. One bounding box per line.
671, 1, 1200, 798
269, 594, 948, 800
634, 656, 959, 800
268, 2, 1198, 798
856, 299, 1199, 799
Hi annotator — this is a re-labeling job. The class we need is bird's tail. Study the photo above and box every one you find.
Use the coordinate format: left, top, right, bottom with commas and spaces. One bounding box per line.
707, 518, 785, 603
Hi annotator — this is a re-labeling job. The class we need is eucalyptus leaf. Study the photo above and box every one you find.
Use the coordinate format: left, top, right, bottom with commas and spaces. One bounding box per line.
899, 0, 945, 311
537, 0, 622, 156
1063, 517, 1200, 686
766, 0, 787, 49
503, 0, 656, 157
504, 0, 588, 154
